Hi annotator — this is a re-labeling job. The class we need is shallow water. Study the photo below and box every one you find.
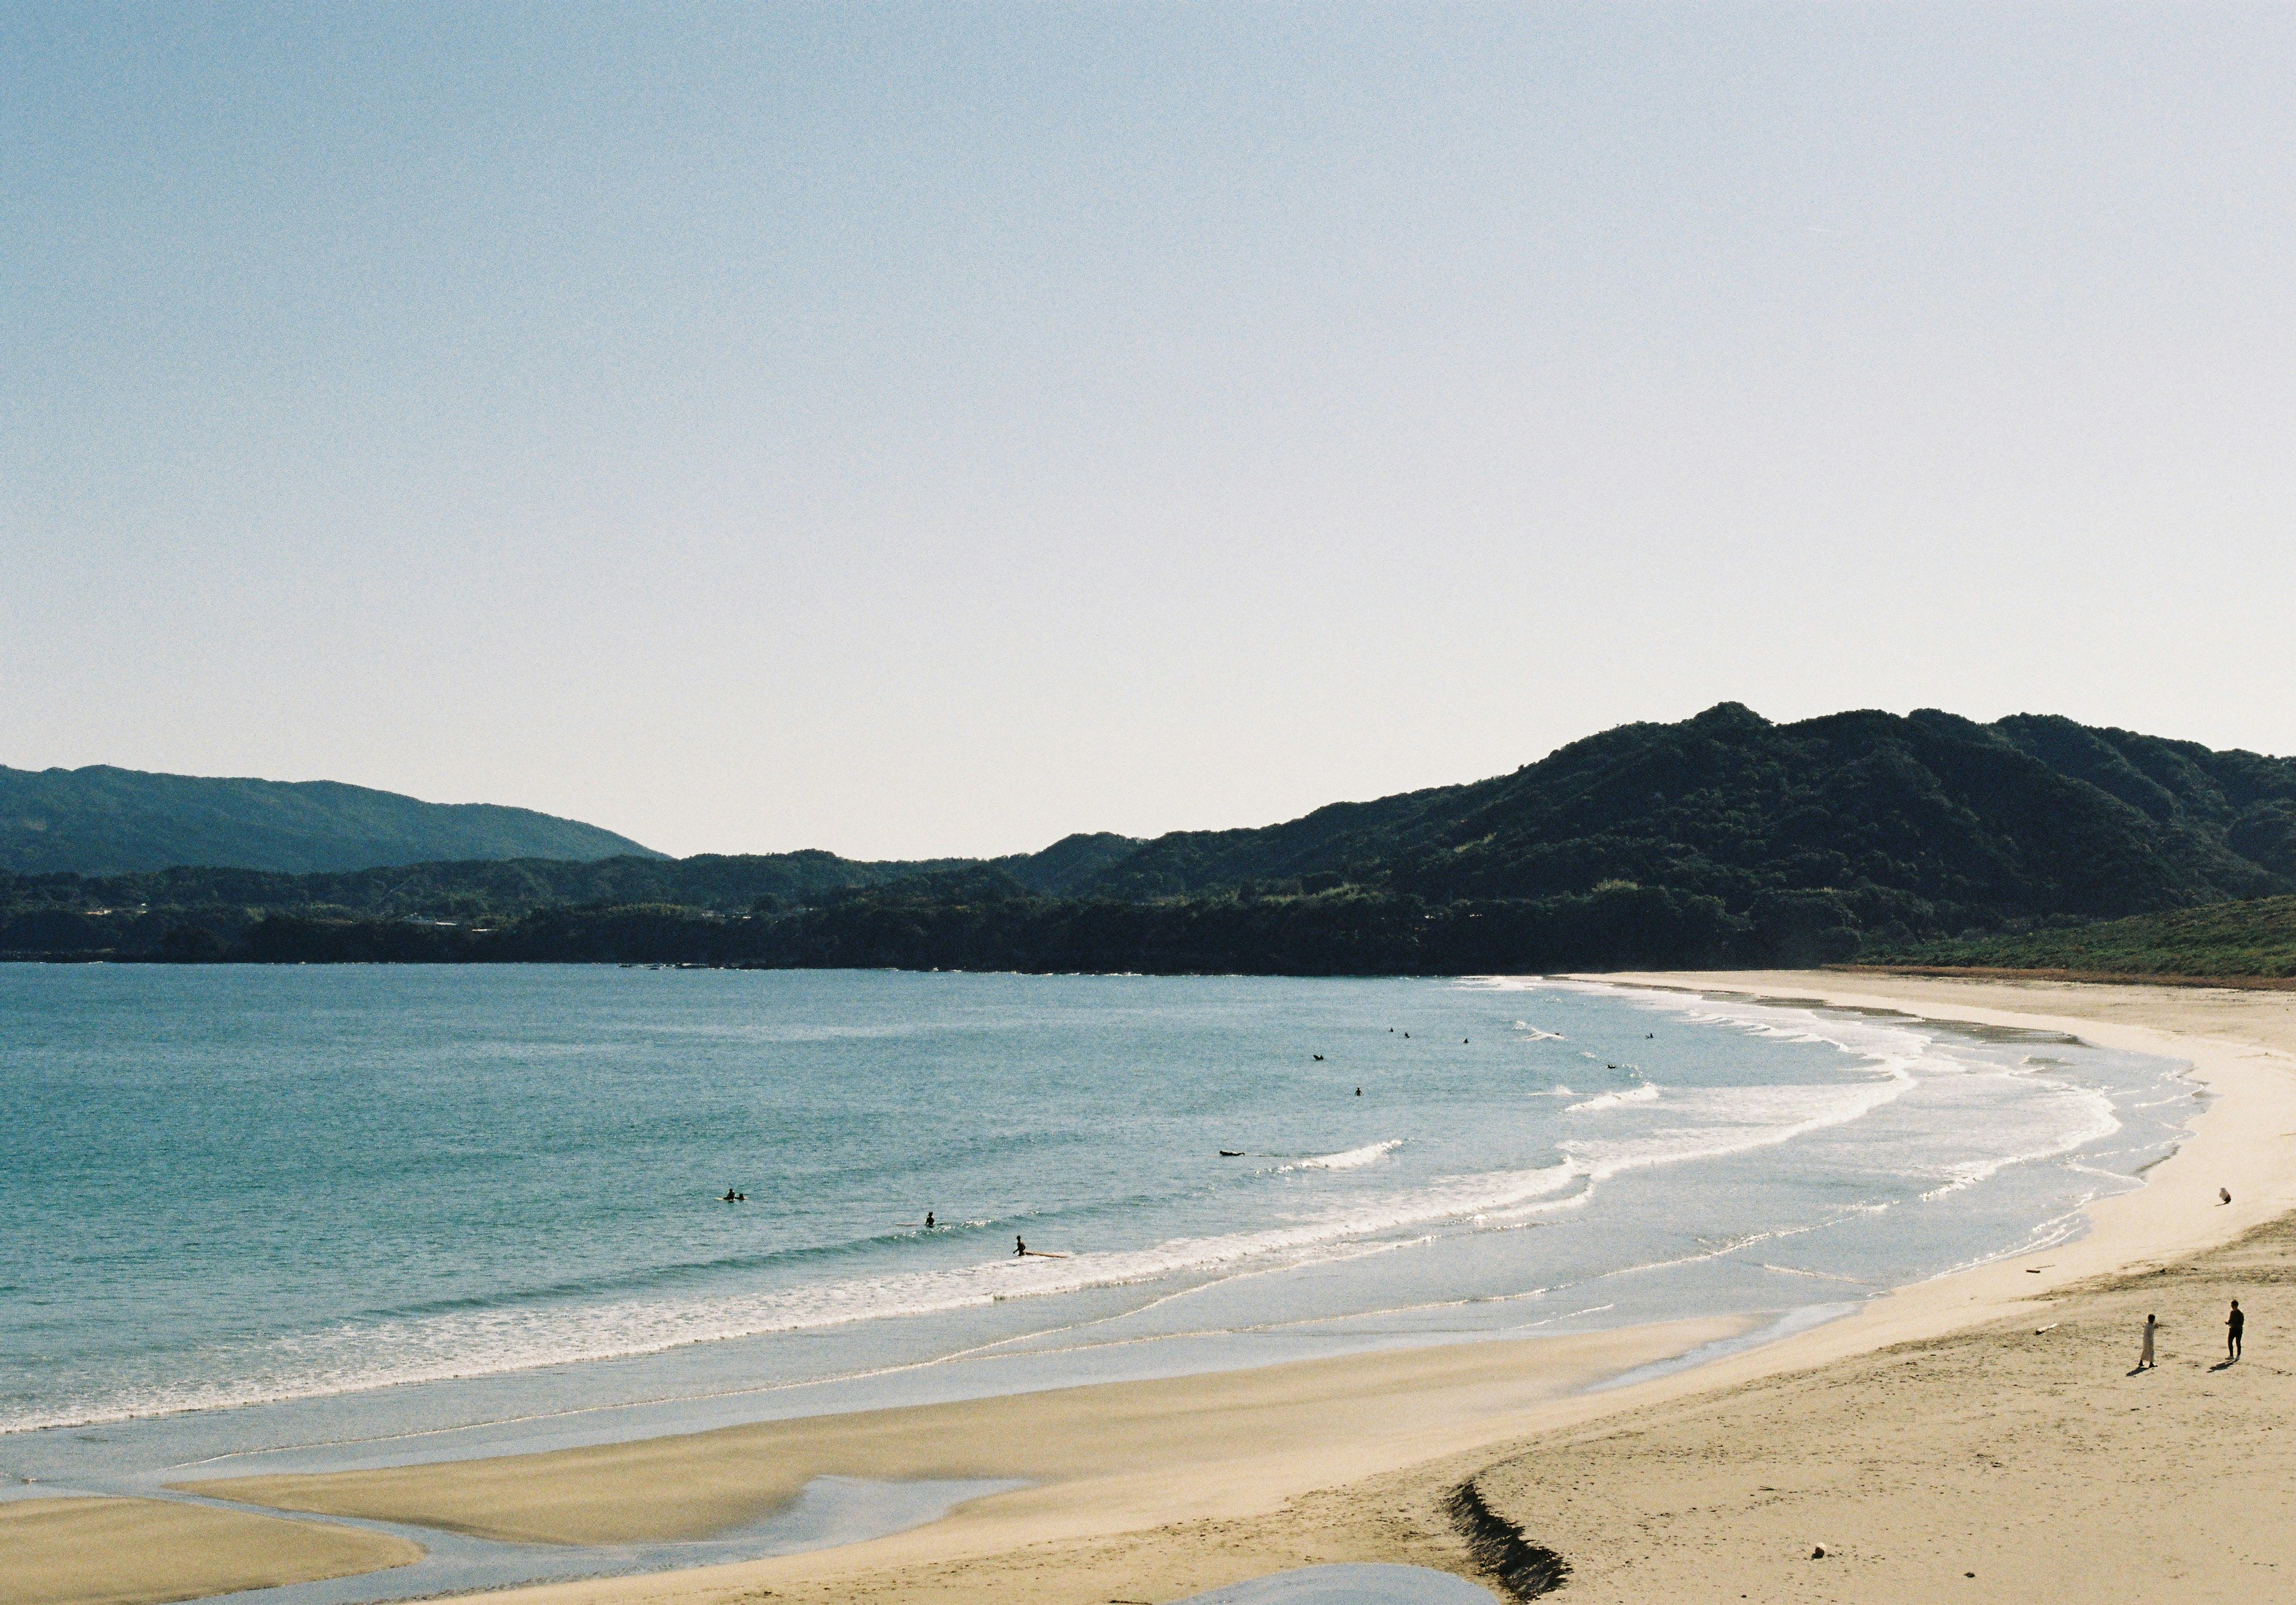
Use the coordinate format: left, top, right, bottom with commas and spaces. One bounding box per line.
161, 1474, 1025, 1605
1181, 1564, 1498, 1603
1, 967, 2193, 1506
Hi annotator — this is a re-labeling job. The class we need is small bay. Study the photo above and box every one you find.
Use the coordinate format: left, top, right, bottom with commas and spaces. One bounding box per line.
1, 965, 2191, 1491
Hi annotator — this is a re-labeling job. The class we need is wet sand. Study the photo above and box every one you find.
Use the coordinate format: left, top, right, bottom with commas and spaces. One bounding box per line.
659, 1210, 2296, 1605
0, 1494, 422, 1605
192, 1317, 1745, 1545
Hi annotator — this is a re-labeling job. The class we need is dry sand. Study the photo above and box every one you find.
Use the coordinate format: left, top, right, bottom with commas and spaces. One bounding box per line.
83, 975, 2296, 1603
0, 1494, 423, 1605
1455, 1210, 2296, 1602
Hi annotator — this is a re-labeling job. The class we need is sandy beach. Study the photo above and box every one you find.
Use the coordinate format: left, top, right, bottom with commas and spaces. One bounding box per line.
0, 1494, 423, 1605
20, 972, 2296, 1604
199, 1317, 1747, 1546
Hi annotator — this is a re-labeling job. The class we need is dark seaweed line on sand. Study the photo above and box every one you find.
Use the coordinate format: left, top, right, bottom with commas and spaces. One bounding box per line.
1446, 1478, 1570, 1600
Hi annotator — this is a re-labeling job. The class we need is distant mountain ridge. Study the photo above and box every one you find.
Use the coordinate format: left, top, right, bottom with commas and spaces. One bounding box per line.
1, 833, 1143, 921
8, 706, 2296, 971
1074, 705, 2296, 930
0, 765, 662, 875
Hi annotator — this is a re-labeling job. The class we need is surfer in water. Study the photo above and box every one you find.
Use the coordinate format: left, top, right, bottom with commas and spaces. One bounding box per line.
1014, 1234, 1027, 1257
924, 1210, 935, 1229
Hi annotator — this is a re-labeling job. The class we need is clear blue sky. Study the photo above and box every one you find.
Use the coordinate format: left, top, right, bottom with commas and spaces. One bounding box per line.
4, 3, 2290, 858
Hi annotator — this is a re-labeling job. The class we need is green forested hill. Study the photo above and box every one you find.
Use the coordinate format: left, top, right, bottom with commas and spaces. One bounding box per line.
0, 765, 662, 875
9, 706, 2295, 971
1987, 715, 2296, 880
0, 834, 1147, 960
1080, 704, 2295, 933
0, 832, 1139, 922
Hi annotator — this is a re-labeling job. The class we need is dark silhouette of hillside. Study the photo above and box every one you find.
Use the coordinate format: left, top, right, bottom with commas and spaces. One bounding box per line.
0, 765, 661, 875
8, 706, 2294, 972
1080, 705, 2294, 933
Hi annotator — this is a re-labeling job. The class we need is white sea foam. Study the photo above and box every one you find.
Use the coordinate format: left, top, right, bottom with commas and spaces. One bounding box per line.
1565, 1085, 1662, 1113
7, 1150, 1587, 1435
1917, 1077, 2121, 1201
1565, 1068, 1917, 1182
1494, 976, 2184, 1216
1513, 1021, 1566, 1040
1280, 1140, 1403, 1172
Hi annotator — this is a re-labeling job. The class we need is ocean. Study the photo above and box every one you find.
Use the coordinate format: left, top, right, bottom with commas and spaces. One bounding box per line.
1, 965, 2195, 1497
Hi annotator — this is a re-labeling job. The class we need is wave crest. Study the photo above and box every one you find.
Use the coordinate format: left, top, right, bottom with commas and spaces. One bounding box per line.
1281, 1139, 1404, 1172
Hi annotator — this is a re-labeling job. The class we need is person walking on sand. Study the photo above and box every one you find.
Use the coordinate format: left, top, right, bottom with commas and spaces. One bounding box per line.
2139, 1313, 2157, 1369
2228, 1300, 2244, 1362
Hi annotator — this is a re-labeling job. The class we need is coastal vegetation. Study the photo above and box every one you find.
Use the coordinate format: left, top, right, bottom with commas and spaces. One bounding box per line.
1868, 895, 2296, 980
8, 704, 2295, 973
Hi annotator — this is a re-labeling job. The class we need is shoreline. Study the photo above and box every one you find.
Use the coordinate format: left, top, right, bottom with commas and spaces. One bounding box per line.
190, 1317, 1754, 1547
25, 973, 2296, 1604
433, 973, 2296, 1600
1578, 973, 2296, 1357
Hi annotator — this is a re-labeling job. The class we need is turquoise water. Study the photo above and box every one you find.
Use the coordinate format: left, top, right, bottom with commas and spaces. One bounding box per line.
1, 967, 2193, 1493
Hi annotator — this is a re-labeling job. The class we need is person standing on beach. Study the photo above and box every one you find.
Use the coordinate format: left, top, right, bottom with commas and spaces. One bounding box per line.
2139, 1313, 2157, 1369
2228, 1300, 2244, 1361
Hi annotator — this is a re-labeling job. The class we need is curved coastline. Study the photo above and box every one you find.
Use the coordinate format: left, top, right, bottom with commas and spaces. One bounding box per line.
1592, 971, 2296, 1374
25, 974, 2293, 1605
193, 978, 2296, 1605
